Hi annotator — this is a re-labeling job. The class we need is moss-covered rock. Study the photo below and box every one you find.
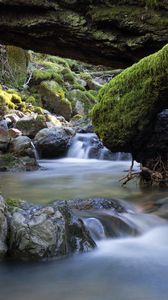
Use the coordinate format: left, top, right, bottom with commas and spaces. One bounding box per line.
0, 153, 38, 171
92, 44, 168, 158
15, 114, 47, 138
67, 89, 97, 115
0, 1, 168, 67
0, 88, 31, 116
38, 80, 72, 120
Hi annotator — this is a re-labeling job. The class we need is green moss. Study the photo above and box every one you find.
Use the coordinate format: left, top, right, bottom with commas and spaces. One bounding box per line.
5, 46, 29, 88
80, 72, 92, 81
46, 56, 70, 68
62, 68, 75, 83
6, 197, 21, 207
92, 44, 168, 151
71, 84, 86, 91
38, 80, 72, 120
67, 89, 97, 114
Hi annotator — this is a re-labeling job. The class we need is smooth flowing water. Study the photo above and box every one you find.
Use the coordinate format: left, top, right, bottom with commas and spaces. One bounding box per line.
1, 134, 168, 300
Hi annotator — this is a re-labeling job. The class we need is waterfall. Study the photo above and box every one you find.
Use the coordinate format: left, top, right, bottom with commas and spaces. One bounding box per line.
31, 141, 39, 160
67, 133, 131, 160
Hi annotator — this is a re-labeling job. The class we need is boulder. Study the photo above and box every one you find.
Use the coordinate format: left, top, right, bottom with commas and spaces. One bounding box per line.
34, 127, 74, 158
15, 114, 47, 138
7, 201, 95, 260
92, 44, 168, 160
8, 128, 22, 138
0, 153, 38, 171
9, 136, 35, 158
38, 80, 72, 121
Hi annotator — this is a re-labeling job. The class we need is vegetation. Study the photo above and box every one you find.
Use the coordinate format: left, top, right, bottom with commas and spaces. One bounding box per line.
92, 44, 168, 152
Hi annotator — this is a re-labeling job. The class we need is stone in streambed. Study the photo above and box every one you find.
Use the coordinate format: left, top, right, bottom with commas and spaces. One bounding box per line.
34, 127, 74, 158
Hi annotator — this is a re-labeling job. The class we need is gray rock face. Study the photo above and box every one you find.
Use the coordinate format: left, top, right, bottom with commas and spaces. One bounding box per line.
7, 202, 95, 260
34, 127, 74, 158
0, 0, 167, 67
9, 136, 35, 158
0, 196, 7, 258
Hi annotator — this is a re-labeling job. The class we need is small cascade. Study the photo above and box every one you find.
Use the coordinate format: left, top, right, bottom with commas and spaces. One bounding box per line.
83, 205, 167, 241
67, 133, 131, 160
31, 141, 39, 160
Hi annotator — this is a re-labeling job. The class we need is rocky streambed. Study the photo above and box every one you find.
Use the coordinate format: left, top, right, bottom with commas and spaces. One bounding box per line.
0, 195, 136, 261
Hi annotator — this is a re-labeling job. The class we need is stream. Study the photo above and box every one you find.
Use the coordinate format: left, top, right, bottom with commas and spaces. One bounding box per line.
1, 133, 168, 300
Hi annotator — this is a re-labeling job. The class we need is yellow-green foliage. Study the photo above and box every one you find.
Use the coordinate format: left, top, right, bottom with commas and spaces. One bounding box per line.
6, 197, 21, 207
0, 89, 31, 116
92, 44, 168, 150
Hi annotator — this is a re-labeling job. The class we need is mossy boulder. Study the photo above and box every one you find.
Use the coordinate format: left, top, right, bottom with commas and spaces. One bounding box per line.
67, 89, 97, 115
0, 89, 26, 116
92, 44, 168, 159
0, 153, 38, 171
38, 80, 72, 120
15, 114, 47, 138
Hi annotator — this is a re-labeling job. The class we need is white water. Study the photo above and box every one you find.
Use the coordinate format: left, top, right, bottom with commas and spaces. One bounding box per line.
1, 134, 168, 299
1, 224, 168, 300
67, 133, 131, 160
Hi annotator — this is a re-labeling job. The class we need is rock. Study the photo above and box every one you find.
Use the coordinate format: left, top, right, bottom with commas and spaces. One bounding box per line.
0, 196, 7, 258
45, 114, 62, 127
16, 114, 47, 138
8, 128, 22, 138
9, 136, 35, 158
38, 80, 72, 121
0, 1, 167, 67
0, 119, 8, 130
34, 127, 74, 158
92, 44, 168, 160
5, 113, 20, 126
74, 100, 85, 115
67, 89, 96, 115
0, 153, 38, 172
0, 127, 9, 152
7, 201, 95, 260
71, 117, 93, 133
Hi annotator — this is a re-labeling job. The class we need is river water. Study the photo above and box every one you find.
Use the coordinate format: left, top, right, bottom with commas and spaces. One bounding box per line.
1, 153, 168, 299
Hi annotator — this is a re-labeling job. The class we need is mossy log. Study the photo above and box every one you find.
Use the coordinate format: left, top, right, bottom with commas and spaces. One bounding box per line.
92, 44, 168, 184
0, 0, 168, 67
